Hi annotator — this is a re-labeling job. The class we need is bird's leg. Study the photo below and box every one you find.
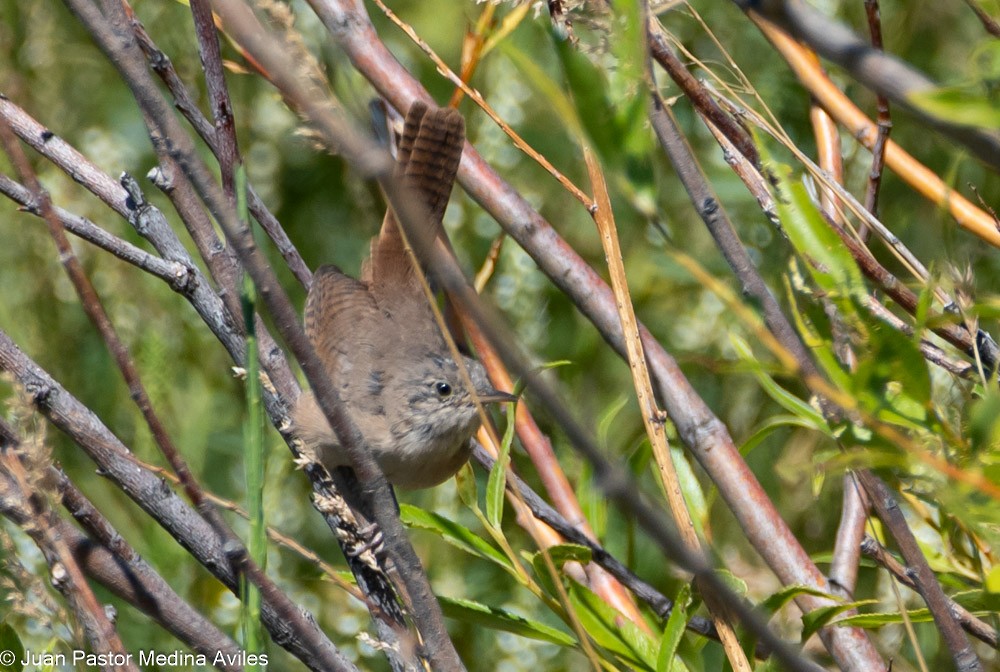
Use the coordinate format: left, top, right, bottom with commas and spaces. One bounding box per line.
330, 466, 400, 559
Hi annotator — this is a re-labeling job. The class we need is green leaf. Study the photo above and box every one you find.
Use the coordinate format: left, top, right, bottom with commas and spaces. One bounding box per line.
236, 164, 266, 666
908, 85, 1000, 129
731, 335, 829, 433
0, 623, 24, 672
455, 462, 479, 510
801, 600, 878, 640
597, 394, 630, 448
500, 43, 583, 139
912, 272, 936, 334
852, 321, 930, 425
714, 569, 748, 597
953, 588, 1000, 611
671, 446, 708, 541
757, 584, 838, 620
968, 390, 1000, 455
740, 415, 824, 456
439, 597, 576, 646
783, 274, 855, 392
400, 504, 512, 571
486, 401, 518, 528
835, 608, 935, 628
769, 163, 866, 302
606, 0, 652, 160
550, 27, 622, 167
530, 543, 593, 569
525, 544, 592, 600
577, 459, 608, 539
569, 582, 659, 670
656, 584, 691, 672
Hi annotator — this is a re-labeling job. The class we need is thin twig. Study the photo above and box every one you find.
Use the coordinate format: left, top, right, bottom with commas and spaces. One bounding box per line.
0, 421, 135, 672
4, 25, 354, 666
854, 471, 981, 671
54, 469, 245, 668
0, 172, 190, 289
859, 0, 892, 240
828, 475, 870, 598
738, 0, 1000, 171
81, 0, 452, 666
647, 28, 758, 166
0, 327, 354, 672
861, 535, 999, 649
219, 1, 826, 669
961, 0, 1000, 37
123, 0, 312, 287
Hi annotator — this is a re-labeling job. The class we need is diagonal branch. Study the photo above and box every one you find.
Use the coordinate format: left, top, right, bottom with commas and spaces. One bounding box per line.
0, 327, 354, 672
54, 468, 245, 668
738, 0, 1000, 172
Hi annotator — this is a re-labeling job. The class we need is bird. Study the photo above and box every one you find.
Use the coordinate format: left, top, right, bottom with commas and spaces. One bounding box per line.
292, 100, 516, 490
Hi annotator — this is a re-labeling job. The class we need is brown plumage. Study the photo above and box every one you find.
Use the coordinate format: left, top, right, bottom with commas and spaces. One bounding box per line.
293, 101, 515, 489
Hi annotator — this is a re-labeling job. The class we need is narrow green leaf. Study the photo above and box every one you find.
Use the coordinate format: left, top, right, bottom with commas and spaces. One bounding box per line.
400, 504, 513, 570
908, 86, 1000, 129
455, 461, 479, 510
237, 164, 265, 666
524, 544, 593, 601
757, 584, 838, 620
569, 582, 659, 670
835, 608, 935, 628
528, 543, 593, 569
853, 321, 931, 424
500, 43, 583, 139
912, 271, 936, 334
953, 588, 1000, 611
713, 569, 748, 598
801, 600, 878, 640
671, 446, 708, 541
486, 401, 517, 528
771, 165, 866, 301
740, 415, 824, 456
439, 597, 576, 647
731, 335, 829, 432
985, 564, 1000, 594
783, 274, 855, 392
577, 459, 608, 539
656, 584, 691, 672
607, 0, 651, 161
550, 26, 621, 166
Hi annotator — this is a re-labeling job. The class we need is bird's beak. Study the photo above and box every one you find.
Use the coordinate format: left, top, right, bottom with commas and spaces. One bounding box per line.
477, 388, 519, 404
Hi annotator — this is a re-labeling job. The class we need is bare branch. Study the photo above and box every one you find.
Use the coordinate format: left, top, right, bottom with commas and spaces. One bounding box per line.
53, 469, 245, 669
854, 470, 980, 671
0, 326, 353, 672
0, 421, 135, 672
0, 173, 190, 289
861, 535, 999, 649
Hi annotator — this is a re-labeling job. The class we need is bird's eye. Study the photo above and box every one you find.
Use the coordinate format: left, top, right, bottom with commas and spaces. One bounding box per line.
435, 382, 453, 397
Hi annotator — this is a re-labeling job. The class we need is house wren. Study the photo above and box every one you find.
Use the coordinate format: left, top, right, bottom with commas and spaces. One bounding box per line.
293, 101, 515, 489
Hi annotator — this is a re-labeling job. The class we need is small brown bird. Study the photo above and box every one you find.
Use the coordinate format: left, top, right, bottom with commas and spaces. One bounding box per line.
293, 101, 515, 490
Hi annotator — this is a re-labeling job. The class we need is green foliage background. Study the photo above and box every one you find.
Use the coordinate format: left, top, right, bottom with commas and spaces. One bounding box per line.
1, 1, 1000, 670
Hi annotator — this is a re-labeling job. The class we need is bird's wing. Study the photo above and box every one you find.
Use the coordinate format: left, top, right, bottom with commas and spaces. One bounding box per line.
304, 265, 382, 382
364, 101, 465, 308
